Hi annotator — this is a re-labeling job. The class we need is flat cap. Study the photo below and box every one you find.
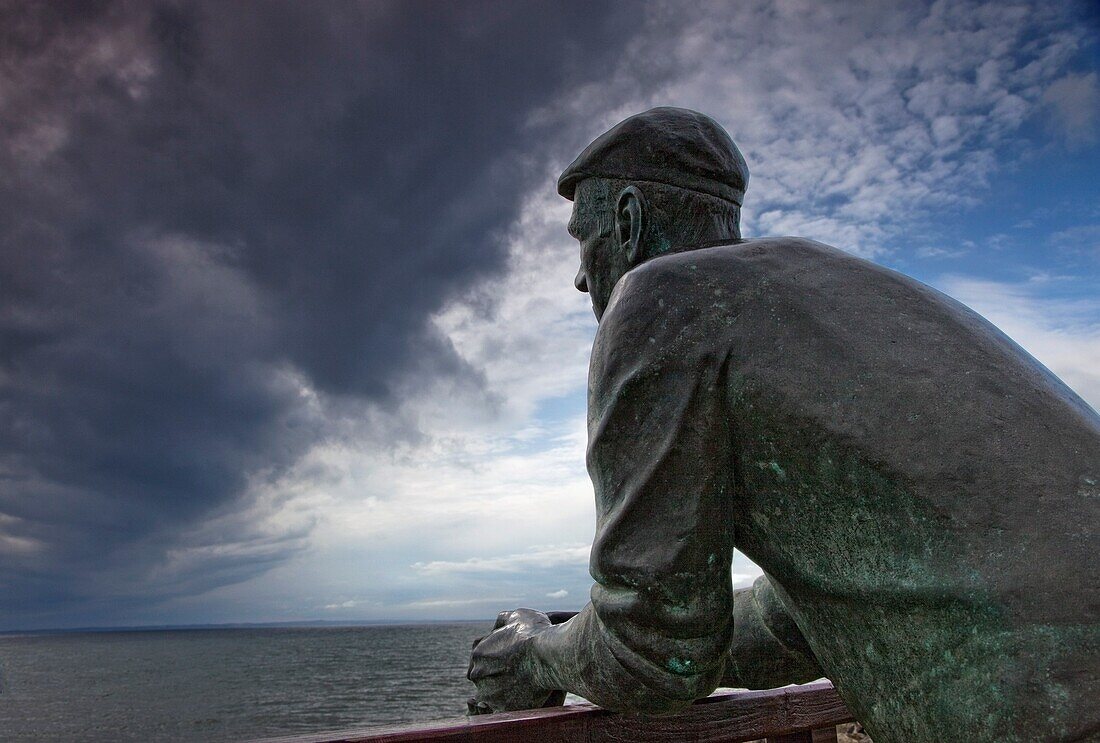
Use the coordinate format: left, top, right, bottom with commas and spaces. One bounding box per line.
557, 107, 749, 206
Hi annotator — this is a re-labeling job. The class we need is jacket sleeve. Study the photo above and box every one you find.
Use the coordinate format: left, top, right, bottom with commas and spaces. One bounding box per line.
530, 265, 736, 712
722, 576, 823, 689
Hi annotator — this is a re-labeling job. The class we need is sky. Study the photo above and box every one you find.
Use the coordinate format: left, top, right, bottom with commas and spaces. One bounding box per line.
0, 0, 1097, 631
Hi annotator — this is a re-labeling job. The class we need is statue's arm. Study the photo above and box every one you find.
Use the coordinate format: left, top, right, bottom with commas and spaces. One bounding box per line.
723, 575, 823, 689
527, 269, 736, 713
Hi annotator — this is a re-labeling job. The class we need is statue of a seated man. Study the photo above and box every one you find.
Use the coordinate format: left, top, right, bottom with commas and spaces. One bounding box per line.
467, 107, 1100, 743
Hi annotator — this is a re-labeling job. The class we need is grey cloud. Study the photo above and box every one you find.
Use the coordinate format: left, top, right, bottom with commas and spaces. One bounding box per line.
0, 0, 638, 628
1042, 72, 1100, 146
7, 0, 1094, 630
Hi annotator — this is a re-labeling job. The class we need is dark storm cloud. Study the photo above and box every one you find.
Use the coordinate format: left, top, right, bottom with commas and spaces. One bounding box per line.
0, 0, 635, 627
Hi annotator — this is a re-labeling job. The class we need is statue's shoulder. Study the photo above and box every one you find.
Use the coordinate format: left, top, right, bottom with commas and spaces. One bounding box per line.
619, 236, 942, 325
684, 236, 921, 293
604, 238, 823, 324
626, 236, 863, 289
696, 236, 861, 267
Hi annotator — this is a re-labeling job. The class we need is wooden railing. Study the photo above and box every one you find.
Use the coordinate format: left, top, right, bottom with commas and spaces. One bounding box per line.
257, 679, 854, 743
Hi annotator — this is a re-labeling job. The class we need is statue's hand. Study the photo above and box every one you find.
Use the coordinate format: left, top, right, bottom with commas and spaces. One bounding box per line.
466, 608, 564, 714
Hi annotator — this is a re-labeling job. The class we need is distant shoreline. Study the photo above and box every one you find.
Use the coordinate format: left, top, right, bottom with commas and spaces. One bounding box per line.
0, 618, 490, 637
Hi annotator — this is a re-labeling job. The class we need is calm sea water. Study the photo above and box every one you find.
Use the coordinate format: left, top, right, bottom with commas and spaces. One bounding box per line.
0, 622, 496, 742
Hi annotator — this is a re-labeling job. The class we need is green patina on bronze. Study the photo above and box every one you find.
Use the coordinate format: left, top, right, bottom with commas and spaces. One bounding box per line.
732, 392, 1012, 740
666, 657, 699, 676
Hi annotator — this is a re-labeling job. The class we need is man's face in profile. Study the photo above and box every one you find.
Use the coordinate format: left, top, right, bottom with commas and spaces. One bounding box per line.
568, 179, 633, 321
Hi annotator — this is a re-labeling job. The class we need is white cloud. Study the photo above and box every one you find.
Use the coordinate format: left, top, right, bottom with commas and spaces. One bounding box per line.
413, 545, 590, 576
917, 245, 970, 259
937, 275, 1100, 410
732, 573, 759, 589
1042, 72, 1100, 146
0, 513, 43, 557
323, 600, 362, 611
546, 589, 569, 599
402, 597, 521, 610
1049, 223, 1100, 260
0, 533, 43, 556
428, 188, 595, 424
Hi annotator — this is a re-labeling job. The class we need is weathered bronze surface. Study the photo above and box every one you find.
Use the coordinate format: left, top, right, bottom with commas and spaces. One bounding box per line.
468, 107, 1100, 743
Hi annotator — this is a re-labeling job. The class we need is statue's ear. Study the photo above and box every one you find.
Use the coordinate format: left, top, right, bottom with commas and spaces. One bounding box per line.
615, 186, 647, 266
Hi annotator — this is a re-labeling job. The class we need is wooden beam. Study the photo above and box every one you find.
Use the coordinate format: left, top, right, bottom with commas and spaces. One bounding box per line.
254, 679, 853, 743
766, 728, 839, 743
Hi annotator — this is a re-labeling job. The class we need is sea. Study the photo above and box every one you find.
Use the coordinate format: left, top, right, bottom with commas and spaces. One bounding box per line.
0, 622, 500, 742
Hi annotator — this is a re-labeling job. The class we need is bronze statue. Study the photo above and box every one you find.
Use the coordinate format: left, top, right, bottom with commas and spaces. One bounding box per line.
467, 107, 1100, 743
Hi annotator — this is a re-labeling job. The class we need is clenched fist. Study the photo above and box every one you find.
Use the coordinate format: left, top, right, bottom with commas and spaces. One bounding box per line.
466, 608, 567, 714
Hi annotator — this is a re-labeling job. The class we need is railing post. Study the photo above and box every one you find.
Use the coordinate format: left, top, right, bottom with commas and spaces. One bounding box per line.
766, 727, 838, 743
766, 732, 812, 743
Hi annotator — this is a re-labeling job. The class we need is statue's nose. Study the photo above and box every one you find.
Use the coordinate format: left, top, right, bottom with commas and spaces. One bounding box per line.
574, 269, 588, 293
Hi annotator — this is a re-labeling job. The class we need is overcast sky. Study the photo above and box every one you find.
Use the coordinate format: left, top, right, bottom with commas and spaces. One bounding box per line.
1, 0, 1098, 630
